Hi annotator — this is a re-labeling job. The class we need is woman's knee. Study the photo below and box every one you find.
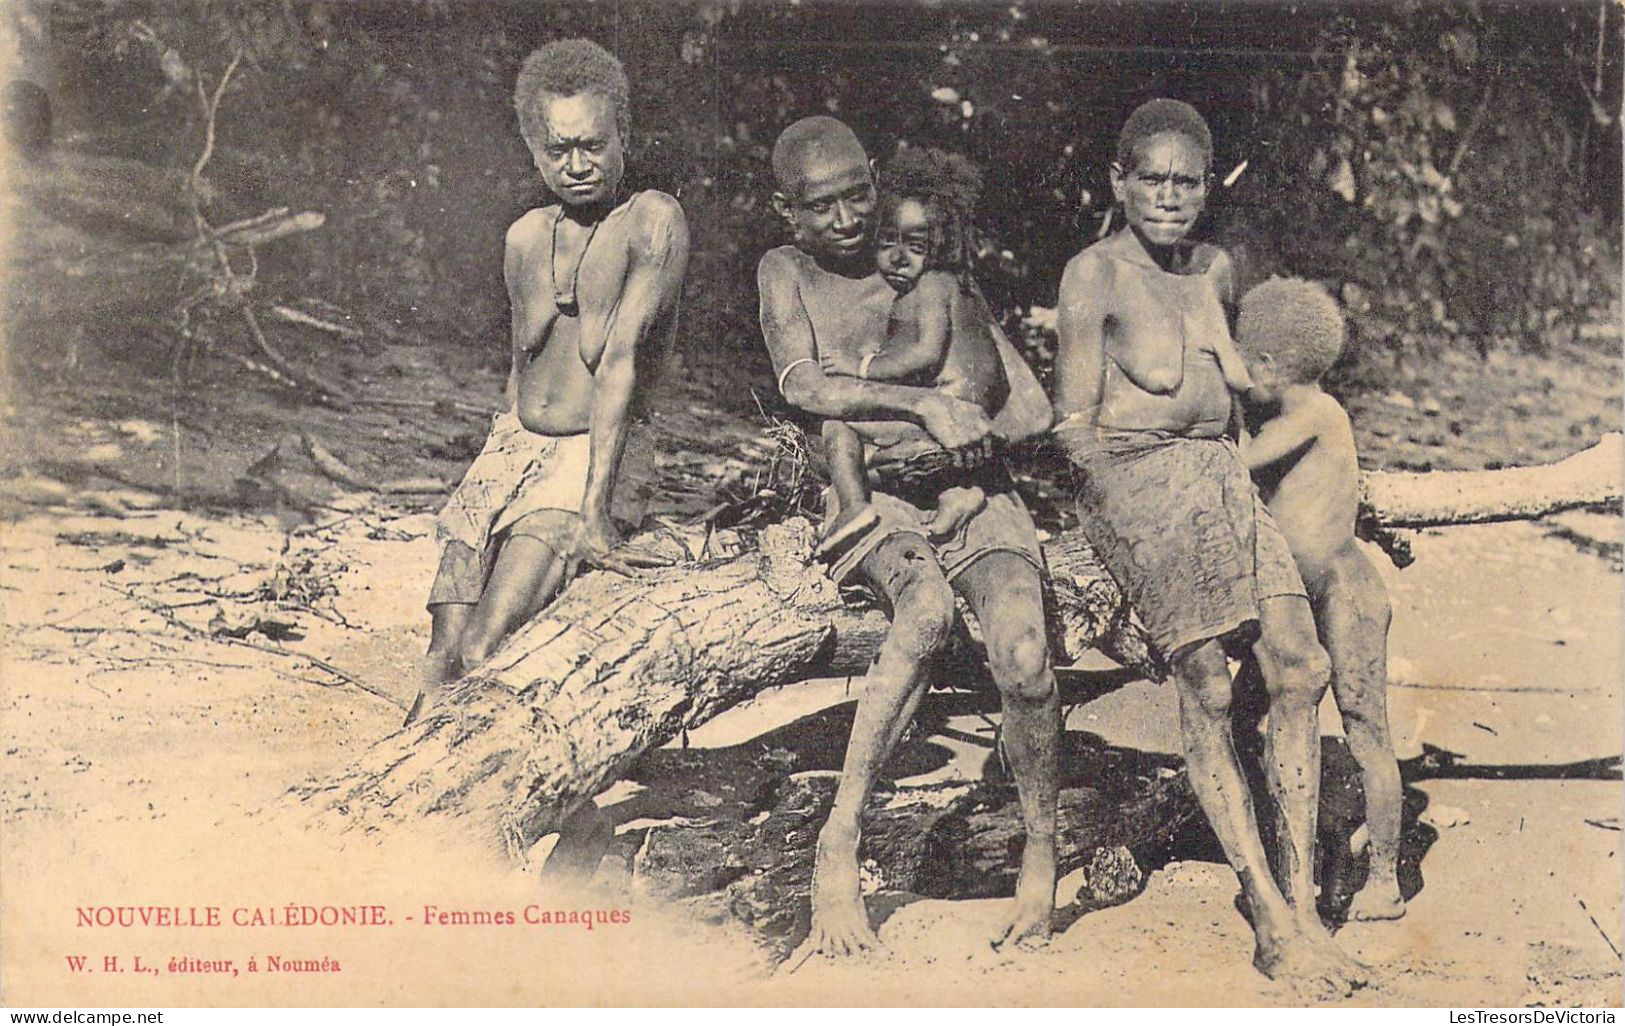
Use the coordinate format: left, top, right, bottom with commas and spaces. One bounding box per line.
989, 622, 1054, 702
1338, 695, 1392, 742
1261, 637, 1331, 703
892, 565, 956, 657
1256, 597, 1330, 695
1174, 644, 1234, 719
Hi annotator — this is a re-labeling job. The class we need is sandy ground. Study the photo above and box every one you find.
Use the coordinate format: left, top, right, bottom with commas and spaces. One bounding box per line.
0, 482, 1618, 1006
2, 136, 1619, 1007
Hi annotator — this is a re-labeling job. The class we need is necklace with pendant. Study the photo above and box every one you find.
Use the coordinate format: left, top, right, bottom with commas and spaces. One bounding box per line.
551, 205, 606, 316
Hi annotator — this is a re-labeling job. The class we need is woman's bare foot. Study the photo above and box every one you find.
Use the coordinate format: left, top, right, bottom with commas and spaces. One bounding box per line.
992, 838, 1055, 951
401, 691, 428, 728
402, 649, 459, 727
923, 486, 986, 539
1347, 878, 1406, 922
1253, 929, 1363, 997
784, 828, 882, 969
1294, 907, 1370, 983
539, 803, 615, 887
1315, 934, 1369, 986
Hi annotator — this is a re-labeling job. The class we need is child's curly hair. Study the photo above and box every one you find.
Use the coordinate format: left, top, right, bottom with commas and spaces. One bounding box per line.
515, 39, 630, 155
877, 146, 984, 287
1236, 277, 1347, 384
1117, 98, 1212, 170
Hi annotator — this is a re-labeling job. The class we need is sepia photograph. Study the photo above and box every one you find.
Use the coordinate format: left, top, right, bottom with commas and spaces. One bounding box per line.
0, 0, 1620, 1009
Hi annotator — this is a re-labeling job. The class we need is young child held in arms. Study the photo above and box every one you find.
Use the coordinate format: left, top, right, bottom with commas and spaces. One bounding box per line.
815, 147, 1010, 558
1235, 277, 1404, 922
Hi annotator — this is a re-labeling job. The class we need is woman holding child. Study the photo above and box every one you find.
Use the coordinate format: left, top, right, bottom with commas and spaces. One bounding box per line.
760, 100, 1381, 993
1050, 98, 1364, 992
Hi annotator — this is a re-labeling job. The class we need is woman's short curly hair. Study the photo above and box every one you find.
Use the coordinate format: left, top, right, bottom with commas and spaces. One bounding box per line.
1236, 277, 1347, 384
877, 146, 984, 280
515, 39, 630, 152
1117, 98, 1212, 170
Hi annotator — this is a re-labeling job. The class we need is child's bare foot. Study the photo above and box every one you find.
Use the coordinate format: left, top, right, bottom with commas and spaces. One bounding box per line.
992, 837, 1055, 951
1347, 879, 1406, 922
784, 828, 882, 968
923, 485, 985, 539
814, 504, 881, 563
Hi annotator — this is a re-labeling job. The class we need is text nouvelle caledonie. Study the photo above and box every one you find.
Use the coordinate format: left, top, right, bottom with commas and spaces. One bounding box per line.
75, 904, 631, 929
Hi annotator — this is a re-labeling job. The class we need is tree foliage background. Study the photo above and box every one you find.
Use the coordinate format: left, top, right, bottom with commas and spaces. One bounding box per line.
35, 0, 1624, 382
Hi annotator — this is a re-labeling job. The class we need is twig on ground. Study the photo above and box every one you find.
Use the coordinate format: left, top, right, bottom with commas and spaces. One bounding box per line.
1577, 897, 1621, 960
238, 304, 352, 404
212, 207, 293, 237
270, 303, 365, 340
377, 477, 452, 494
81, 649, 258, 674
1388, 682, 1603, 694
199, 337, 306, 391
301, 433, 375, 491
103, 581, 404, 710
188, 50, 243, 237
174, 52, 347, 405
295, 296, 349, 317
214, 211, 324, 247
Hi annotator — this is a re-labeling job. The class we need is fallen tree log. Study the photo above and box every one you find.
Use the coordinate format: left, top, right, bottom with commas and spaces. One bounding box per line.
286, 517, 1148, 856
1361, 432, 1621, 528
614, 733, 1201, 949
285, 434, 1622, 861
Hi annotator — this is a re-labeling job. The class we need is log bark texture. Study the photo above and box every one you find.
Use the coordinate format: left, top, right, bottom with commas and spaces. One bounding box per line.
1361, 432, 1620, 527
287, 435, 1622, 858
287, 517, 1147, 854
614, 734, 1201, 949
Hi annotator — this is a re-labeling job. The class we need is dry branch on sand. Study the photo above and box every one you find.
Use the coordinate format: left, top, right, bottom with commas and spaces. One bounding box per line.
281, 434, 1622, 881
8, 54, 344, 404
1362, 433, 1622, 527
1357, 433, 1622, 566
